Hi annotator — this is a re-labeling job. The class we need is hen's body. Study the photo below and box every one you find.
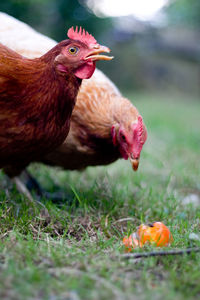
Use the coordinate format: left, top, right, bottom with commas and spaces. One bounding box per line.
0, 42, 80, 175
43, 74, 136, 169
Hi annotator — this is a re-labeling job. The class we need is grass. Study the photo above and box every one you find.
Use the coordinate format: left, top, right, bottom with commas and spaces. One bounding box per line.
0, 92, 200, 300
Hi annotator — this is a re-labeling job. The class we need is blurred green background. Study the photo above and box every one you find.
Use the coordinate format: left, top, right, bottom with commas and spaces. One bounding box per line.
0, 0, 199, 96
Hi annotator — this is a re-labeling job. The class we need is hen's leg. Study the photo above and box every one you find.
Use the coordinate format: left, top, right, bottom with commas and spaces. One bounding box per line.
12, 176, 35, 203
23, 170, 44, 196
23, 170, 69, 203
3, 165, 36, 203
12, 176, 46, 209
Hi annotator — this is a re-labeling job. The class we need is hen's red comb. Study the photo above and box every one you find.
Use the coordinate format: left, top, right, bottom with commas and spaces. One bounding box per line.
131, 115, 146, 160
137, 115, 144, 141
132, 115, 145, 145
67, 26, 98, 46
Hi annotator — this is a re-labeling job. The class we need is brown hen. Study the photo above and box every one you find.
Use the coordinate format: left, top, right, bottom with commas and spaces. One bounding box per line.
0, 24, 112, 178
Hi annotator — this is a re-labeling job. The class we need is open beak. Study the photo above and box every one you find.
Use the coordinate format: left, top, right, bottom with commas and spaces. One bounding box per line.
84, 45, 114, 61
129, 157, 139, 171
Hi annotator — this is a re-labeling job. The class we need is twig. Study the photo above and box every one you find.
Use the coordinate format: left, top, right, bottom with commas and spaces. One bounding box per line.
119, 247, 200, 259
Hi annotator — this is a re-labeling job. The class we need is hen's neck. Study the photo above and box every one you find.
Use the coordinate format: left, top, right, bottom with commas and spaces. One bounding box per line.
16, 56, 82, 128
36, 62, 81, 126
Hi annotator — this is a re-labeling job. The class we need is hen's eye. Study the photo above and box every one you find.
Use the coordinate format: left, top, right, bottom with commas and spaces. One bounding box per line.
68, 46, 79, 55
120, 133, 126, 141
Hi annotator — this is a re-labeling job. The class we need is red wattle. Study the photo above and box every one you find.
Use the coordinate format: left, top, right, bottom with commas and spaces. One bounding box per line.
74, 62, 96, 79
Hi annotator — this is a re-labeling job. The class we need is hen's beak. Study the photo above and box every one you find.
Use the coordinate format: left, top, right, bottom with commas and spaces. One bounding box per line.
129, 157, 139, 171
84, 45, 114, 61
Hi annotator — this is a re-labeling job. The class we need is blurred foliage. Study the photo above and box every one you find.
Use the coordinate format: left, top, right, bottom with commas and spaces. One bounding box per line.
0, 0, 199, 95
0, 0, 112, 41
165, 0, 200, 28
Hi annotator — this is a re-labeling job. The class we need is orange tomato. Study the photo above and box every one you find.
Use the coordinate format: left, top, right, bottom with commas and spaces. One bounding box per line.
138, 222, 173, 247
123, 222, 173, 251
122, 233, 140, 252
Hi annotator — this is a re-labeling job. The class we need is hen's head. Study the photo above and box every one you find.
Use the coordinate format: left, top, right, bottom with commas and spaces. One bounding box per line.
54, 26, 113, 79
111, 115, 147, 171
